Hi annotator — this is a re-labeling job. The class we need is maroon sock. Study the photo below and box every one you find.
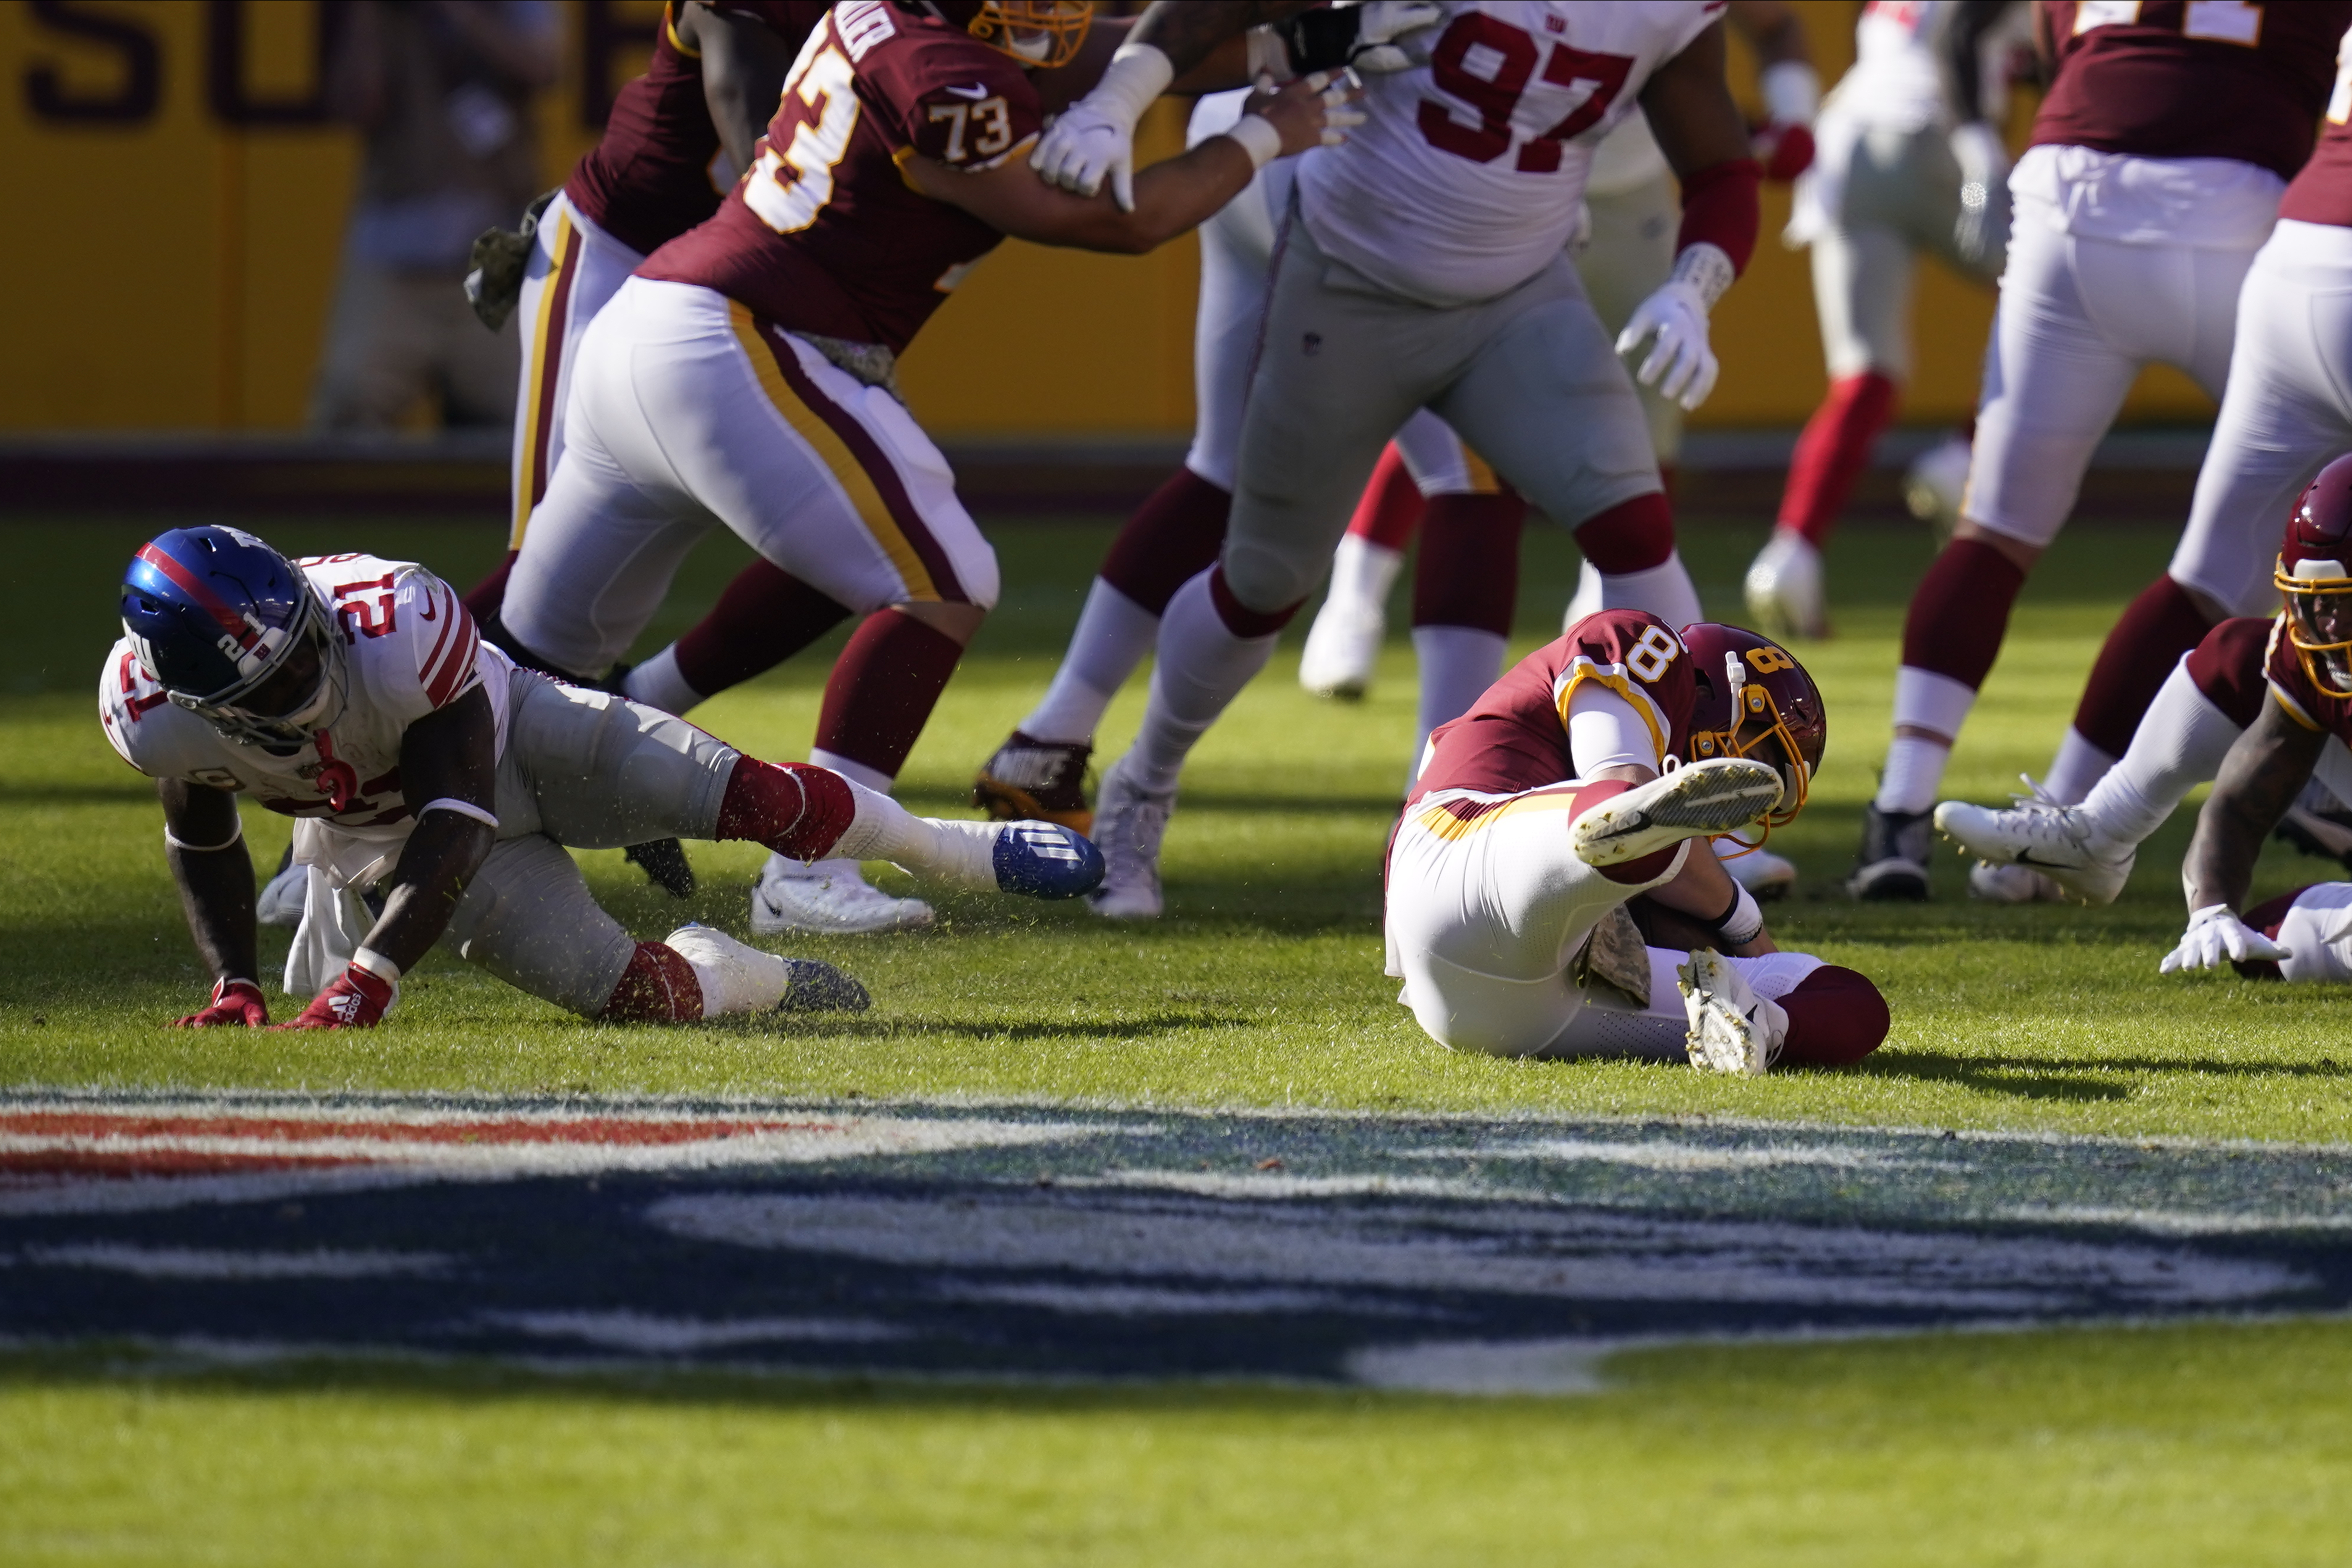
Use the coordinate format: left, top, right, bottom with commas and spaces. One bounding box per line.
1349, 444, 1428, 552
671, 560, 853, 700
715, 756, 857, 860
1780, 372, 1899, 549
2070, 576, 2218, 758
599, 942, 703, 1022
2184, 615, 2276, 728
1776, 966, 1891, 1067
1100, 467, 1233, 615
1412, 493, 1527, 635
1900, 539, 2028, 689
1573, 491, 1675, 575
811, 610, 966, 780
462, 550, 519, 622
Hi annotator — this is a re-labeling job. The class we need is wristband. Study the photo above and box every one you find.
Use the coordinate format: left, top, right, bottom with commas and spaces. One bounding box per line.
352, 946, 404, 985
164, 815, 244, 853
1094, 42, 1175, 124
1760, 61, 1820, 126
1225, 114, 1285, 171
1670, 242, 1737, 311
1708, 882, 1765, 948
419, 796, 500, 830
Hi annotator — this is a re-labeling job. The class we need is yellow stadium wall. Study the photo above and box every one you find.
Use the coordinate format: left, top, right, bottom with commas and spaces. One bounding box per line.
0, 0, 2213, 439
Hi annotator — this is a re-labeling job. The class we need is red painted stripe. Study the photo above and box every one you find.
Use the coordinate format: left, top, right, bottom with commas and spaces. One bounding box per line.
0, 1112, 847, 1147
136, 543, 257, 648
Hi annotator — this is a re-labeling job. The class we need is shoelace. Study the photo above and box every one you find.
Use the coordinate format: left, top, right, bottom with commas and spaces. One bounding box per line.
1998, 773, 2096, 851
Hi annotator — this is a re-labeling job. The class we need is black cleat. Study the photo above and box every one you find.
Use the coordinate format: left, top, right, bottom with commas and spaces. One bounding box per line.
626, 837, 696, 898
776, 957, 872, 1014
1850, 804, 1932, 901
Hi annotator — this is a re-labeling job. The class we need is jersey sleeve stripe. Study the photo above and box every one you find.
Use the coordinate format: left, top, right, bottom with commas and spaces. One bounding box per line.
1556, 666, 1668, 767
2269, 681, 2325, 732
423, 598, 481, 709
417, 584, 461, 683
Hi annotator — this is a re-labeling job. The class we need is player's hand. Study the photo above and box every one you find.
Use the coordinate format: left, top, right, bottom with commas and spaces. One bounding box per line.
1949, 120, 2010, 270
1751, 119, 1815, 183
1345, 1, 1445, 73
1031, 41, 1174, 212
173, 977, 268, 1029
272, 963, 396, 1029
1241, 71, 1364, 159
2159, 903, 2291, 975
1615, 278, 1719, 411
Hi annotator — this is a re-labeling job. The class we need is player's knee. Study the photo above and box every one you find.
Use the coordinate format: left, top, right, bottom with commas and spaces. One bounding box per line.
715, 756, 857, 860
1774, 966, 1890, 1067
2275, 885, 2352, 984
1210, 556, 1308, 634
599, 942, 703, 1022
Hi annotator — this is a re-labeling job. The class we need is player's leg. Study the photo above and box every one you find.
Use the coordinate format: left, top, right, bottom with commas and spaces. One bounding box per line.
1405, 478, 1526, 787
1854, 212, 2143, 899
1577, 174, 1685, 483
1553, 948, 1888, 1069
2237, 884, 2352, 984
1298, 423, 1457, 700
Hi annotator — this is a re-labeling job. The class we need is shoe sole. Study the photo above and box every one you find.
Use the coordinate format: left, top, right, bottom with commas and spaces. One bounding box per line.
1932, 809, 2127, 906
625, 838, 696, 899
1678, 951, 1768, 1076
749, 894, 935, 936
1571, 760, 1783, 867
970, 775, 1092, 837
1848, 858, 1929, 902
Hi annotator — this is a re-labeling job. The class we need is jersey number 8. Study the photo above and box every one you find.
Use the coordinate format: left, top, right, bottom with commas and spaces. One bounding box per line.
1627, 625, 1680, 683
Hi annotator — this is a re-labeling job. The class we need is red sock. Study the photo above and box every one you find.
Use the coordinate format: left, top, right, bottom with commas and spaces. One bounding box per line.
599, 942, 704, 1022
1573, 491, 1675, 575
1900, 539, 2027, 689
1348, 444, 1427, 552
1775, 966, 1890, 1067
462, 550, 519, 622
1569, 780, 1680, 883
2070, 576, 2218, 758
1779, 372, 1899, 548
2184, 615, 2275, 727
1100, 467, 1232, 615
673, 560, 852, 700
715, 756, 857, 859
812, 610, 966, 780
1412, 493, 1526, 635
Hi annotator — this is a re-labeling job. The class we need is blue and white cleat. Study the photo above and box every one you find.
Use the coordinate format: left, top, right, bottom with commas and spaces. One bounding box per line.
992, 820, 1105, 900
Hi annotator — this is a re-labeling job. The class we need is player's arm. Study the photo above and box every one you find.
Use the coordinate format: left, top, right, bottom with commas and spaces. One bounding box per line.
1619, 22, 1763, 412
278, 686, 500, 1029
2166, 700, 2327, 972
1726, 0, 1820, 181
904, 75, 1345, 255
681, 2, 803, 174
158, 778, 268, 1027
1940, 0, 2019, 267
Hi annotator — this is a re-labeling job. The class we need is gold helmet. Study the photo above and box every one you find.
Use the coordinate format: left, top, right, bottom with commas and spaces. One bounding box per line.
923, 1, 1093, 68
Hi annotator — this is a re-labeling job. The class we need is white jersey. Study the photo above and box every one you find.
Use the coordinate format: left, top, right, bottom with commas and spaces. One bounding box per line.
1297, 0, 1721, 307
100, 554, 511, 842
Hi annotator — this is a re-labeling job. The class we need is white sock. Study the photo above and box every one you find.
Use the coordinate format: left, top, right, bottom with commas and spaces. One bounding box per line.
1410, 625, 1507, 777
621, 644, 705, 716
1875, 735, 1952, 815
1018, 578, 1161, 745
784, 751, 901, 885
2040, 726, 2116, 805
1597, 550, 1702, 631
1126, 568, 1283, 795
1562, 561, 1604, 632
1324, 535, 1406, 622
825, 777, 994, 887
2076, 658, 2242, 849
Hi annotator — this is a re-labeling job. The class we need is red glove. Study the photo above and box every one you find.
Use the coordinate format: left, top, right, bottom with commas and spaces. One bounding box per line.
1752, 120, 1815, 183
273, 963, 396, 1029
174, 978, 269, 1029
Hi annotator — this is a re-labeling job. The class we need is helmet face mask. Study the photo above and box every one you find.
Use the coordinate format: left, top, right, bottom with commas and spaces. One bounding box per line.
1677, 625, 1827, 837
173, 602, 349, 752
959, 0, 1091, 66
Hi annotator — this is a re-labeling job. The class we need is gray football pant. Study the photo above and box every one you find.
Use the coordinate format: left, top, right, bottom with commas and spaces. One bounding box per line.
1577, 175, 1681, 464
1223, 215, 1661, 614
1811, 123, 2003, 382
441, 668, 741, 1016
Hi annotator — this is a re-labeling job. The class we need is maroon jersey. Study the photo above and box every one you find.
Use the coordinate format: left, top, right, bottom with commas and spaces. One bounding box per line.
2264, 612, 2352, 741
1407, 611, 1698, 808
2280, 68, 2352, 227
641, 0, 1045, 353
2031, 1, 2351, 181
564, 1, 830, 258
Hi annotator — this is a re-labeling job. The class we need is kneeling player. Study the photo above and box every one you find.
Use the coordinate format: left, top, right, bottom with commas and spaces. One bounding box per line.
104, 527, 1101, 1029
1385, 615, 1886, 1074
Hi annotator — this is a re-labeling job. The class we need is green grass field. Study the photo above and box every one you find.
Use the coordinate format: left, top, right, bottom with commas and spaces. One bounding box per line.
6, 511, 2352, 1564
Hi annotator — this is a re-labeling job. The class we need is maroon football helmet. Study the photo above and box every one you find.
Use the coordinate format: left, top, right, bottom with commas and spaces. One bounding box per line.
908, 0, 1091, 65
2276, 453, 2352, 696
1679, 623, 1826, 828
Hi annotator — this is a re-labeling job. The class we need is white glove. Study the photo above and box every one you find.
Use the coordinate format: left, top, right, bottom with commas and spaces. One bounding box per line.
1615, 243, 1733, 410
1949, 120, 2010, 270
1343, 0, 1446, 73
2159, 903, 2292, 974
1031, 43, 1173, 212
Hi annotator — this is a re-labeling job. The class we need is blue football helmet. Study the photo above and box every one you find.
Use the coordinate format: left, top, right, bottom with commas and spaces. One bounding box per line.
120, 526, 345, 749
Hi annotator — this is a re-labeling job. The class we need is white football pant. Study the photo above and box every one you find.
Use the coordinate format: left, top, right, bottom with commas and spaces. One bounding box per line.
507, 192, 646, 552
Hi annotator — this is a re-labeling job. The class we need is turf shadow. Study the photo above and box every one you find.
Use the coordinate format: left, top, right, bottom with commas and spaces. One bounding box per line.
1860, 1054, 2131, 1102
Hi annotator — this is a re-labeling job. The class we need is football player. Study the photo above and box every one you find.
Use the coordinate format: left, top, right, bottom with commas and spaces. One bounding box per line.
1074, 1, 1767, 920
103, 527, 1102, 1030
1851, 0, 2352, 902
489, 1, 1349, 935
1743, 0, 2027, 641
1387, 614, 1886, 1072
1936, 458, 2352, 907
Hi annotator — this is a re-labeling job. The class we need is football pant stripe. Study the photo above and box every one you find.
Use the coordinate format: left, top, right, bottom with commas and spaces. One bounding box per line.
512, 208, 582, 551
1408, 785, 1586, 843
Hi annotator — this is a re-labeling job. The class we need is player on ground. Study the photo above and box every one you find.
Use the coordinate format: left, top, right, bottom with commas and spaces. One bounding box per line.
1743, 0, 2026, 640
1850, 0, 2352, 903
1388, 613, 1886, 1072
1078, 1, 1766, 920
105, 527, 1101, 1030
491, 1, 1348, 935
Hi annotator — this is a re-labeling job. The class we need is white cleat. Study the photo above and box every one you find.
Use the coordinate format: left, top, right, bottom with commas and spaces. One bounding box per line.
1716, 838, 1797, 900
1933, 782, 2134, 906
1561, 561, 1605, 633
1677, 948, 1786, 1076
750, 854, 935, 935
1087, 752, 1172, 920
663, 923, 870, 1016
1571, 759, 1784, 869
1298, 599, 1384, 700
1742, 530, 1828, 641
1904, 432, 1972, 540
1967, 861, 2067, 904
257, 862, 307, 929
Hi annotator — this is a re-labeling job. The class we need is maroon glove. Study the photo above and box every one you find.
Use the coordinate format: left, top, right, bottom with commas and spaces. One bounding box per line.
1752, 120, 1815, 183
273, 963, 395, 1029
174, 978, 269, 1029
